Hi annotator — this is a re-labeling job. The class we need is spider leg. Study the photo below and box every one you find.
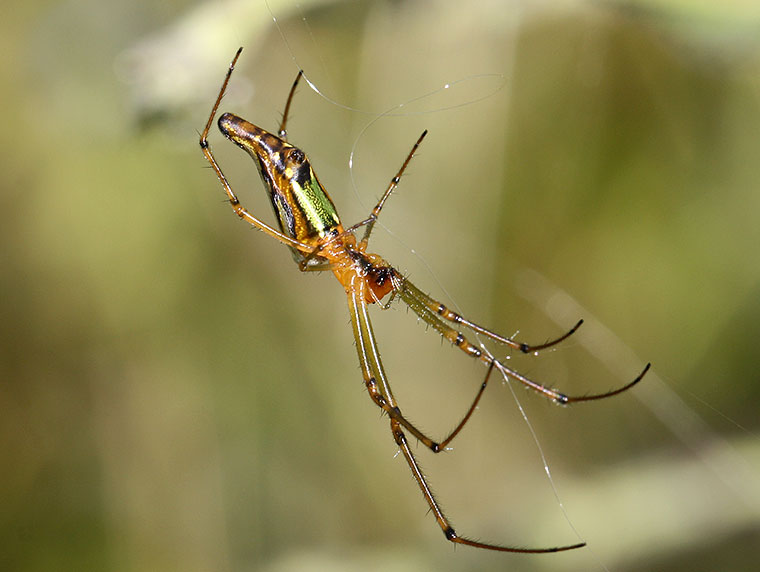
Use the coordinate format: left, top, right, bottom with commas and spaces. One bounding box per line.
354, 130, 428, 248
347, 282, 452, 452
297, 259, 333, 272
390, 416, 584, 553
509, 361, 651, 404
396, 277, 649, 403
348, 274, 502, 451
346, 271, 587, 450
277, 70, 303, 139
403, 279, 583, 353
436, 360, 494, 450
348, 280, 585, 552
199, 48, 313, 254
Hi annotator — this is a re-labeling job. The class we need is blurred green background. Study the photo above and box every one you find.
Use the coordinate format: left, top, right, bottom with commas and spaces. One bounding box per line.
2, 0, 759, 570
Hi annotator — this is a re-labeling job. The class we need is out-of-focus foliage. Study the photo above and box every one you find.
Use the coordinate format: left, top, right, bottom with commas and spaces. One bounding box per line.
1, 1, 758, 571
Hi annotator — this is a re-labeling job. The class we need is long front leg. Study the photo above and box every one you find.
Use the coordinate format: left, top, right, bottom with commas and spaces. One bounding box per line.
199, 48, 312, 254
396, 277, 649, 403
348, 284, 445, 451
403, 279, 584, 353
347, 283, 586, 552
389, 417, 586, 553
348, 280, 493, 452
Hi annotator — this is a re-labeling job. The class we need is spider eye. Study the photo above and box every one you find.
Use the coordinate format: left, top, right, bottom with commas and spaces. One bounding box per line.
288, 148, 306, 165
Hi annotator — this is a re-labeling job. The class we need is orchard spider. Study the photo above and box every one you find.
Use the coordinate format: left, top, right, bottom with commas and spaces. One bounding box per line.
199, 47, 649, 553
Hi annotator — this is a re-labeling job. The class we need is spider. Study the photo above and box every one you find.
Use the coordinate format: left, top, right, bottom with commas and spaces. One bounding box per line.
199, 47, 650, 554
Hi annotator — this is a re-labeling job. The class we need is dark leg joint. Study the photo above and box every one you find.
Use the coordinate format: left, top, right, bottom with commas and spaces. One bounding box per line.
444, 526, 457, 541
